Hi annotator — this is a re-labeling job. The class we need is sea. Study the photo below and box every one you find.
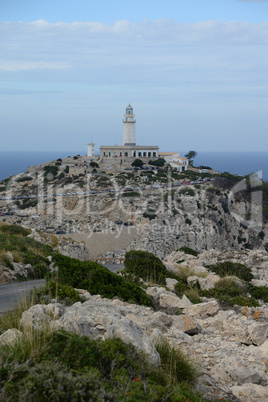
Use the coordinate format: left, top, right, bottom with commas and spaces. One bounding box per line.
0, 151, 267, 182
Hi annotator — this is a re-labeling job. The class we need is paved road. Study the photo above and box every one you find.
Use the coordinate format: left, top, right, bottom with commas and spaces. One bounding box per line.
0, 265, 124, 316
0, 279, 45, 315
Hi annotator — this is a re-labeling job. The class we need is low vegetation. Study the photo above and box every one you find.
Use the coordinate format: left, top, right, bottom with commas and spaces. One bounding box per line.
178, 247, 199, 257
51, 254, 152, 307
0, 329, 203, 401
0, 223, 52, 278
124, 250, 177, 285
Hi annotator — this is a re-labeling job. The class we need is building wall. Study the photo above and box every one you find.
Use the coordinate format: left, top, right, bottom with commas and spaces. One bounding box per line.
100, 146, 159, 158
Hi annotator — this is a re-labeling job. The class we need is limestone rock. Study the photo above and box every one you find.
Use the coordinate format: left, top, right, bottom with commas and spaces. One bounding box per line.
159, 293, 181, 309
248, 322, 268, 346
0, 328, 23, 346
177, 295, 193, 308
165, 278, 178, 291
231, 384, 268, 401
183, 300, 219, 318
59, 241, 90, 261
171, 315, 202, 335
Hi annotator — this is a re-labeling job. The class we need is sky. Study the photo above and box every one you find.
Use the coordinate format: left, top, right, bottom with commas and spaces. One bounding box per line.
1, 0, 268, 153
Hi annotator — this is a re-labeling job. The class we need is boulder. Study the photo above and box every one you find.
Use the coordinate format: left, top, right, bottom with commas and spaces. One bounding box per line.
0, 328, 23, 346
177, 295, 193, 308
248, 323, 268, 346
171, 315, 202, 335
165, 278, 178, 291
231, 383, 268, 400
183, 300, 219, 318
159, 293, 181, 309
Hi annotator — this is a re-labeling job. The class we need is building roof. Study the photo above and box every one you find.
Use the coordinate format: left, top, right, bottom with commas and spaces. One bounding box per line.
126, 104, 133, 110
159, 152, 178, 156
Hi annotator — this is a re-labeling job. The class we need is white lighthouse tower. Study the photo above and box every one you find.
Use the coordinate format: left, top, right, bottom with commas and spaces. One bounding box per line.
123, 104, 136, 146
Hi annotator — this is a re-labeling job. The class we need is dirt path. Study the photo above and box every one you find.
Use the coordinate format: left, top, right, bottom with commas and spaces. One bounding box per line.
65, 226, 137, 258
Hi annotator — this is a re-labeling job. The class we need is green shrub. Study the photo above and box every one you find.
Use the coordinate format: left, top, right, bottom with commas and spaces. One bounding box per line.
121, 191, 140, 197
0, 224, 31, 237
248, 284, 268, 303
178, 247, 199, 257
18, 198, 38, 210
180, 188, 195, 196
205, 261, 253, 282
143, 209, 157, 220
44, 165, 59, 178
124, 250, 173, 285
37, 280, 82, 304
3, 361, 112, 402
90, 161, 99, 168
15, 176, 33, 183
156, 338, 199, 385
1, 330, 204, 402
131, 158, 143, 167
148, 158, 165, 167
51, 254, 151, 306
200, 278, 259, 308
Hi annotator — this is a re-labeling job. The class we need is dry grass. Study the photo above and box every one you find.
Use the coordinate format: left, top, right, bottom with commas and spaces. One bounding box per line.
178, 265, 207, 279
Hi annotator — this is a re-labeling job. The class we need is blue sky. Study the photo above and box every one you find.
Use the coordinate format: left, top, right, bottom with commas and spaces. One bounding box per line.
1, 0, 268, 152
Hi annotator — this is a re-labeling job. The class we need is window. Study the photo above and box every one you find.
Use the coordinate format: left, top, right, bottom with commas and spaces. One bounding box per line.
153, 152, 156, 157
124, 152, 128, 157
148, 152, 151, 157
138, 152, 142, 157
103, 152, 105, 156
143, 152, 146, 157
109, 152, 111, 157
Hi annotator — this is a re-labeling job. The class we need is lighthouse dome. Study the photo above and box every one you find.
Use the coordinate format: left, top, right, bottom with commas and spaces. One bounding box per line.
126, 104, 133, 114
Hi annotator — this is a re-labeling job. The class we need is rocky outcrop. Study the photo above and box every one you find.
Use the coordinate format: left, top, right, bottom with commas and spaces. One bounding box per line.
16, 282, 268, 401
59, 240, 90, 261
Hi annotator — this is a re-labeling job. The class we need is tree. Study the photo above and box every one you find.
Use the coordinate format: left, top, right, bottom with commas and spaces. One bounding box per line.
131, 159, 143, 167
185, 150, 197, 166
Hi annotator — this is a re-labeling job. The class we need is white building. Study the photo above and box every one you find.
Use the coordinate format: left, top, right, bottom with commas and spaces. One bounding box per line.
100, 105, 159, 158
159, 152, 189, 172
87, 143, 95, 158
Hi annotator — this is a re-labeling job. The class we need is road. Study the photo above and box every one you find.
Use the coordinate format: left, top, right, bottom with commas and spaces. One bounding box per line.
0, 265, 123, 316
0, 279, 45, 316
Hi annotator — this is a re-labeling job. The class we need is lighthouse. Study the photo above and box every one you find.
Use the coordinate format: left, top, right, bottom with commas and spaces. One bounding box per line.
123, 104, 136, 146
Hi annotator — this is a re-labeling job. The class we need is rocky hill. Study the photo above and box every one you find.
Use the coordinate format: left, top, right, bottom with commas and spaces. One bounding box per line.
1, 159, 268, 400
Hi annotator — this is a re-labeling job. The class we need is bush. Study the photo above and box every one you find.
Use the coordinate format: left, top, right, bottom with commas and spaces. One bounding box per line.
180, 188, 195, 196
205, 261, 253, 282
1, 330, 204, 402
0, 224, 30, 237
200, 278, 259, 308
90, 161, 99, 168
156, 338, 199, 385
148, 158, 165, 167
37, 280, 83, 304
15, 176, 33, 183
143, 209, 157, 220
124, 250, 173, 285
121, 192, 140, 198
178, 247, 199, 257
51, 254, 151, 306
131, 159, 143, 167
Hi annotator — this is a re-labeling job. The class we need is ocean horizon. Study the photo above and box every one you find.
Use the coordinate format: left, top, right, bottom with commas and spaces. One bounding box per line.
0, 150, 267, 182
